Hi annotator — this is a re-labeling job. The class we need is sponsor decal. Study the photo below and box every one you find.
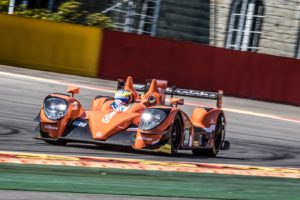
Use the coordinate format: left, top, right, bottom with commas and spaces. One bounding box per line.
102, 111, 116, 123
111, 102, 132, 112
44, 125, 58, 130
166, 88, 218, 99
96, 132, 103, 137
133, 84, 218, 99
183, 128, 193, 147
133, 84, 146, 91
137, 135, 152, 142
204, 125, 216, 133
126, 127, 138, 132
137, 135, 159, 144
73, 121, 87, 127
183, 128, 190, 146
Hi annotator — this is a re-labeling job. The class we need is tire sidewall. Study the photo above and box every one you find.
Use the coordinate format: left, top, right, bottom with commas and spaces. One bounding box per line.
170, 115, 182, 155
212, 115, 225, 155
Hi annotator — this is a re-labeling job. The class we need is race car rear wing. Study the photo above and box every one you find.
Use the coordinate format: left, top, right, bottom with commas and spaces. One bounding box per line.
133, 84, 223, 108
117, 79, 223, 108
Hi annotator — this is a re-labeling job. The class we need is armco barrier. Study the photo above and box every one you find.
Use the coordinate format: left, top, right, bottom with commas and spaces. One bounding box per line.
0, 14, 101, 77
99, 30, 300, 105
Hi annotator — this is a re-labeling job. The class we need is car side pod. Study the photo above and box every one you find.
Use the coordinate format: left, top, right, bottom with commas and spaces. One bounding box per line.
221, 140, 230, 150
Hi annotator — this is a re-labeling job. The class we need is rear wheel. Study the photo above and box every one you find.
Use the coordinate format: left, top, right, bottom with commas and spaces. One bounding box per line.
170, 116, 182, 155
192, 115, 225, 157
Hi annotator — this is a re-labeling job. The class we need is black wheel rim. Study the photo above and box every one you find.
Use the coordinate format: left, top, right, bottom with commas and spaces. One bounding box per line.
214, 116, 224, 150
171, 120, 181, 151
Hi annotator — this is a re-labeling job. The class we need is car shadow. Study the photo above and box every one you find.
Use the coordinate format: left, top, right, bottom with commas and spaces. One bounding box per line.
62, 142, 244, 161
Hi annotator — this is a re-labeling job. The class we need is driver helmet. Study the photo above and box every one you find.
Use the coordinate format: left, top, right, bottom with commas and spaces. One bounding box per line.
114, 89, 133, 105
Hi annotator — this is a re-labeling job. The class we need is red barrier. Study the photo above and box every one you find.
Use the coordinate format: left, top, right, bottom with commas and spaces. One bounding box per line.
98, 30, 300, 105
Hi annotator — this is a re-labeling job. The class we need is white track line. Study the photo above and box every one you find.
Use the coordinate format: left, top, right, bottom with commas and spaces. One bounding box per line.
0, 71, 60, 84
1, 71, 300, 124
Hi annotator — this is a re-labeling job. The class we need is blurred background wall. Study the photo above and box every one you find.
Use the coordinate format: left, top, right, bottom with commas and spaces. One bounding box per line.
0, 14, 101, 77
4, 0, 300, 59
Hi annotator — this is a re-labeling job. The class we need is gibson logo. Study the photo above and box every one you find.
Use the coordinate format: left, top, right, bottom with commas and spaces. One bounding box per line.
44, 125, 58, 130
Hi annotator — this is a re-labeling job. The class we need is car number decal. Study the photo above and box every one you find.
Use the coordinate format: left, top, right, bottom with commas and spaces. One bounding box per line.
73, 121, 87, 127
102, 111, 117, 123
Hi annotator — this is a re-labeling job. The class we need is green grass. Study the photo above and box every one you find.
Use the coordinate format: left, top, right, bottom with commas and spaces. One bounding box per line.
0, 163, 299, 200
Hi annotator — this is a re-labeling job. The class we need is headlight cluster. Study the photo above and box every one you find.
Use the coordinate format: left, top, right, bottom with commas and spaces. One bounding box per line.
139, 109, 167, 131
44, 97, 68, 120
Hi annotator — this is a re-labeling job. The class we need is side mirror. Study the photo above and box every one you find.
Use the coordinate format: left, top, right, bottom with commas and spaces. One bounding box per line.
170, 98, 184, 107
67, 86, 80, 97
170, 85, 176, 98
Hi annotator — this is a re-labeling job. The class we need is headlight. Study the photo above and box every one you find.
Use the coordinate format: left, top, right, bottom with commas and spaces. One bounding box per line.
139, 109, 167, 131
43, 97, 68, 120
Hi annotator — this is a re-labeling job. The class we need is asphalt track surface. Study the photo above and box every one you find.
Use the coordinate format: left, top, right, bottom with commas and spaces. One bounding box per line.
0, 190, 195, 200
0, 65, 300, 168
1, 65, 300, 200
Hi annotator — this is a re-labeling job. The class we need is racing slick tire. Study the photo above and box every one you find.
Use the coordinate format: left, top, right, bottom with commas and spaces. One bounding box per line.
192, 115, 225, 157
170, 115, 182, 155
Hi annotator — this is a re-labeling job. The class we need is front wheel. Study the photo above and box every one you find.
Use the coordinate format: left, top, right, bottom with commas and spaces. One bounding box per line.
192, 115, 225, 157
170, 116, 182, 155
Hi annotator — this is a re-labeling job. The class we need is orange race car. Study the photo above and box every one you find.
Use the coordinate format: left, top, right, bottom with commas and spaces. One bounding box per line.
35, 77, 230, 157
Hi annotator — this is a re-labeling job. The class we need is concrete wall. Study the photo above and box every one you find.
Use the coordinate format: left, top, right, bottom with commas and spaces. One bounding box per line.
210, 0, 300, 58
258, 0, 300, 57
156, 0, 210, 44
209, 0, 232, 47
